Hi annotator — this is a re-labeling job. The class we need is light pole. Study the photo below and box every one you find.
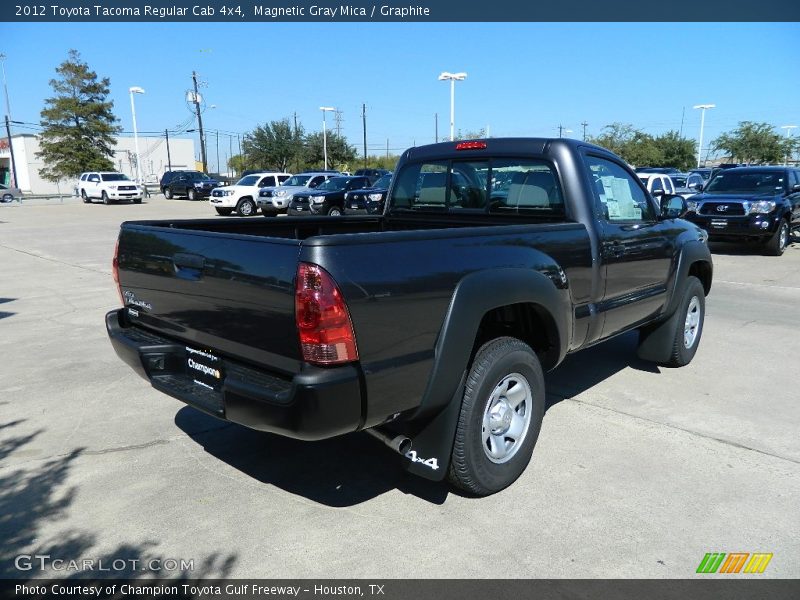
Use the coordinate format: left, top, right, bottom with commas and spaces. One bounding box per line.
780, 125, 797, 165
0, 53, 17, 188
438, 72, 467, 141
320, 106, 335, 170
693, 104, 715, 168
129, 86, 145, 182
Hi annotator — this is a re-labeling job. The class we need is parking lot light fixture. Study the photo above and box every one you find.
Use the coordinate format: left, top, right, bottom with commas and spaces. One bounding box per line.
438, 72, 467, 141
320, 106, 335, 170
129, 86, 145, 183
780, 125, 797, 165
693, 104, 715, 168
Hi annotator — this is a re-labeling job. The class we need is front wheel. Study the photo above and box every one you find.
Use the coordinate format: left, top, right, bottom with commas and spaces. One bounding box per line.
236, 198, 256, 216
764, 219, 789, 256
2, 193, 14, 203
164, 187, 173, 199
448, 337, 545, 496
101, 191, 110, 205
327, 206, 342, 216
81, 190, 90, 203
187, 188, 197, 201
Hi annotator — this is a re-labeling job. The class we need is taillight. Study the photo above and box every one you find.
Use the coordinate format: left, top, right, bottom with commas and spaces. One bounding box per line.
455, 141, 487, 150
295, 262, 358, 365
112, 238, 123, 305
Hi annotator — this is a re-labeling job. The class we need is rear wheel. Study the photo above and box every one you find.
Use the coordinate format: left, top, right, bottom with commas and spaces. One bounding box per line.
215, 207, 233, 216
764, 219, 789, 256
448, 337, 545, 496
188, 188, 197, 201
101, 191, 110, 205
164, 187, 173, 199
236, 198, 256, 216
327, 206, 342, 216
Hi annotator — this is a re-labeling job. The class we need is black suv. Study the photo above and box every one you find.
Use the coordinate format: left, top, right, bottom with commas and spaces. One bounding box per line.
288, 176, 371, 216
162, 171, 219, 200
343, 173, 392, 215
683, 166, 800, 256
354, 168, 391, 186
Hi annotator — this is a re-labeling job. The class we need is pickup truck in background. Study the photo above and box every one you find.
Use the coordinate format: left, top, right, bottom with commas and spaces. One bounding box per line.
106, 138, 713, 496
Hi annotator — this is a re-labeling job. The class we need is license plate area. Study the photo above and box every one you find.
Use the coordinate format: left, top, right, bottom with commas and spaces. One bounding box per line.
185, 346, 224, 391
710, 219, 728, 228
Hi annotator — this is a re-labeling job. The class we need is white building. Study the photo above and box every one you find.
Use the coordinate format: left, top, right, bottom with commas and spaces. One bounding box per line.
0, 133, 196, 195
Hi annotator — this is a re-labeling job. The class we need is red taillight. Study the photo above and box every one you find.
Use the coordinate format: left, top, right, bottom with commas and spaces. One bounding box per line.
112, 238, 123, 305
295, 262, 359, 365
455, 141, 487, 150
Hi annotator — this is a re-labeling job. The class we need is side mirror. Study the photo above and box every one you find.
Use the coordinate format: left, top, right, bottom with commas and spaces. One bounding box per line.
792, 184, 800, 192
660, 194, 687, 219
689, 182, 702, 191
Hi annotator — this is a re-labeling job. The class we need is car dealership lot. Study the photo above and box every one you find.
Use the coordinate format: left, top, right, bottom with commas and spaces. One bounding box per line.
1, 196, 798, 579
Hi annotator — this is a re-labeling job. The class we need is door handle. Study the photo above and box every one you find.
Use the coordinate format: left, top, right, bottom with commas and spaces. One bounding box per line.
605, 242, 626, 258
173, 253, 205, 280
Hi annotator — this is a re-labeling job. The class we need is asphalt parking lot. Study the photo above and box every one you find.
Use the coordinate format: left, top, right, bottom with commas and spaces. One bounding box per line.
1, 195, 798, 579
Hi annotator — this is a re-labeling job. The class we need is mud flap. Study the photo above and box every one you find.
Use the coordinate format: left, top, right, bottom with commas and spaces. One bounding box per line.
636, 305, 681, 364
399, 372, 466, 482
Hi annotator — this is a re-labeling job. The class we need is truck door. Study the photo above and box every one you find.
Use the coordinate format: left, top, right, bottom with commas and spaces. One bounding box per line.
584, 154, 676, 338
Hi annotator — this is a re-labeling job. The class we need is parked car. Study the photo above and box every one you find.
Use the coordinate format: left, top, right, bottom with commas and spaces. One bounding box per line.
163, 171, 219, 200
343, 174, 392, 215
288, 175, 372, 216
107, 137, 712, 495
671, 173, 705, 199
683, 166, 800, 256
0, 183, 22, 203
689, 168, 713, 181
209, 172, 292, 216
635, 167, 681, 175
637, 172, 676, 198
258, 172, 339, 217
77, 172, 142, 204
354, 168, 391, 186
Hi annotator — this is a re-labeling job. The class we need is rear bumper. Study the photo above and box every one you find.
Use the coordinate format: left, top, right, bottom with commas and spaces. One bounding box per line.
106, 309, 363, 441
684, 213, 782, 241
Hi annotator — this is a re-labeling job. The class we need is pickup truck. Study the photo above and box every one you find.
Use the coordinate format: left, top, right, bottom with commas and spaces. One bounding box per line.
106, 138, 713, 496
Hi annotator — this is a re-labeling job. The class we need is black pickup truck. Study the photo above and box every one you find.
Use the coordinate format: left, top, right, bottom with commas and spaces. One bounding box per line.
106, 138, 713, 496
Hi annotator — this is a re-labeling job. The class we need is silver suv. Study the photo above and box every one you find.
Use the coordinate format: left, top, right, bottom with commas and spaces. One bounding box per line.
257, 172, 339, 216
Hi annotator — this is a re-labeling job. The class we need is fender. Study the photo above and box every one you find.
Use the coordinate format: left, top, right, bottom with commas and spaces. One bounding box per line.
398, 267, 572, 481
664, 238, 713, 317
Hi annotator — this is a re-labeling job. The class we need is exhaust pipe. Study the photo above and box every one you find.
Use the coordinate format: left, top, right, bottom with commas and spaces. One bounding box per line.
365, 427, 412, 455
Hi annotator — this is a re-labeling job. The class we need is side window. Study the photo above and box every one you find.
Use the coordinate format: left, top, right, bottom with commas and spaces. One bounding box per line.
259, 176, 274, 187
80, 174, 87, 182
278, 175, 290, 184
585, 155, 656, 223
89, 174, 100, 182
489, 159, 563, 216
391, 161, 449, 208
789, 170, 799, 188
651, 177, 664, 195
665, 177, 675, 194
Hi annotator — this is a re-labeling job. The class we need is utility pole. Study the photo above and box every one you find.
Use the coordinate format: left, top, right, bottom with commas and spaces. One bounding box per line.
229, 136, 233, 176
164, 128, 172, 171
4, 115, 17, 189
361, 103, 367, 169
435, 113, 438, 143
558, 124, 564, 138
215, 130, 220, 174
237, 134, 242, 171
386, 138, 389, 160
679, 107, 685, 138
581, 121, 588, 141
192, 71, 207, 172
334, 109, 343, 137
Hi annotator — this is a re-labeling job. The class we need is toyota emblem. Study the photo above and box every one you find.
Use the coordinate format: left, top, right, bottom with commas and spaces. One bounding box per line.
716, 205, 729, 212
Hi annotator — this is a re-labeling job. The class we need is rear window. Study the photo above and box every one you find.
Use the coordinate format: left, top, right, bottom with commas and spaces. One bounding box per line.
390, 158, 564, 216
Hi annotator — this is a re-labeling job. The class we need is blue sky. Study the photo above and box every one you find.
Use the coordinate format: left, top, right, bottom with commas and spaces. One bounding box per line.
3, 22, 799, 168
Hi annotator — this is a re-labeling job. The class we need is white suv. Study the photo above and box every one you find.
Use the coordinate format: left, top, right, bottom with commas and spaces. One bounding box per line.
257, 172, 339, 216
77, 172, 143, 204
209, 172, 291, 216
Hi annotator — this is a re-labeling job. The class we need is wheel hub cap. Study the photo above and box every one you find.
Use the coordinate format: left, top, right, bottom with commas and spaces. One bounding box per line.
488, 400, 514, 435
683, 296, 700, 348
481, 373, 533, 464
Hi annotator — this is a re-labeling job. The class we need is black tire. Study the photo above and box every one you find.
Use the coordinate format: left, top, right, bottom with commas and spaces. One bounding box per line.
81, 190, 90, 204
2, 193, 14, 203
215, 208, 233, 216
448, 337, 545, 496
133, 198, 142, 204
261, 210, 276, 218
164, 187, 173, 199
236, 198, 256, 217
187, 188, 197, 201
764, 219, 789, 256
101, 191, 110, 205
327, 206, 342, 216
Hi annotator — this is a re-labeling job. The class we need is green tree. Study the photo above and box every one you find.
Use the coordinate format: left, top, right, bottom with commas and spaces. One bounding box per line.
654, 130, 696, 171
227, 154, 246, 176
37, 49, 121, 181
455, 128, 487, 141
712, 121, 788, 165
302, 132, 358, 170
241, 118, 305, 172
587, 123, 638, 157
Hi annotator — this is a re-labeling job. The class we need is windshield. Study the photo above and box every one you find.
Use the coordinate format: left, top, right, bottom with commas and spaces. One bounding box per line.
672, 176, 687, 187
373, 174, 391, 189
101, 173, 130, 182
282, 175, 312, 187
704, 171, 786, 194
236, 175, 260, 186
316, 177, 349, 191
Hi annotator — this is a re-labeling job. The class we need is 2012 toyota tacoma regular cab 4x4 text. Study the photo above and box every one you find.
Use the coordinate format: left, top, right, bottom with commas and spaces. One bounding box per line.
106, 138, 713, 496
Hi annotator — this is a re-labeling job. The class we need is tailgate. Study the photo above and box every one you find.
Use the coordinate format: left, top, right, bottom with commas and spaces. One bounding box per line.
116, 224, 302, 375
